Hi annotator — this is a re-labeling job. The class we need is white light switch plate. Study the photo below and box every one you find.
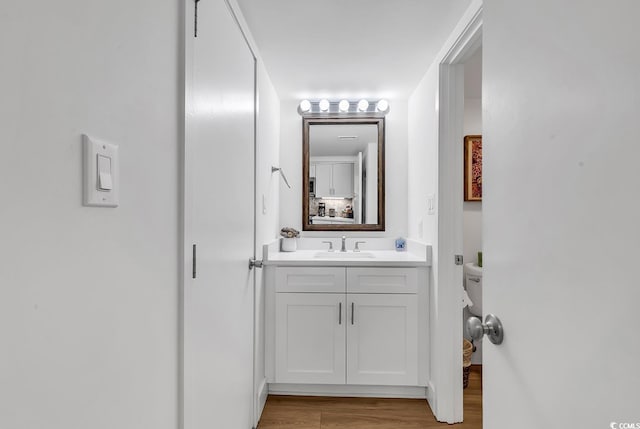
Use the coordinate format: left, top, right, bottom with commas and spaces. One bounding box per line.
83, 134, 119, 207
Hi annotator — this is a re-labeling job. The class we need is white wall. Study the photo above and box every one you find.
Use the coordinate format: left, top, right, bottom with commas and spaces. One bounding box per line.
407, 59, 441, 413
463, 98, 482, 265
408, 67, 439, 245
279, 99, 409, 237
0, 1, 179, 428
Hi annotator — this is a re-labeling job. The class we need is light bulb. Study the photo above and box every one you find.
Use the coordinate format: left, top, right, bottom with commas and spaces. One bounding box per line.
299, 99, 311, 112
357, 99, 369, 112
338, 99, 350, 112
319, 99, 330, 111
376, 99, 389, 112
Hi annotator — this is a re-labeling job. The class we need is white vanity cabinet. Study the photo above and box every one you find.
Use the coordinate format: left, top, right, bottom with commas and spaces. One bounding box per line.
275, 293, 346, 384
345, 268, 419, 386
347, 294, 417, 385
271, 266, 423, 387
274, 267, 346, 384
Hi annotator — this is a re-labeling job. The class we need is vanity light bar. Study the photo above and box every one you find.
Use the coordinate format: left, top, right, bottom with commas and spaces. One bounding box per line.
298, 99, 390, 115
357, 99, 369, 112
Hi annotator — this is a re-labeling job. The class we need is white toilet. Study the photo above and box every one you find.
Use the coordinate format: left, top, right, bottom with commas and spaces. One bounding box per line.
464, 262, 483, 317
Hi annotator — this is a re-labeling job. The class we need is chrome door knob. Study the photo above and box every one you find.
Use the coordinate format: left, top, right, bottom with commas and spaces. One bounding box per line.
466, 314, 504, 345
248, 258, 263, 269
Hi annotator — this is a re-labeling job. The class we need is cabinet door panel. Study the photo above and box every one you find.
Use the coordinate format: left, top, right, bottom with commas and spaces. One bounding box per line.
315, 163, 332, 197
332, 163, 354, 197
276, 267, 345, 293
347, 294, 418, 385
347, 268, 418, 294
275, 293, 346, 384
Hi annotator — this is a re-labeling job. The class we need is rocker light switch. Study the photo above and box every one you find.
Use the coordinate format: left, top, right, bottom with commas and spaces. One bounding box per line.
97, 155, 113, 190
83, 134, 119, 207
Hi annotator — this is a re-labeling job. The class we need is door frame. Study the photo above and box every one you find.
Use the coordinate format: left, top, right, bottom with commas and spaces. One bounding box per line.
432, 2, 482, 423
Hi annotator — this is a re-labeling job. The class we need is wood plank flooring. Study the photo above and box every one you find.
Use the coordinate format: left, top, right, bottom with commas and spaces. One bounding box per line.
258, 365, 482, 429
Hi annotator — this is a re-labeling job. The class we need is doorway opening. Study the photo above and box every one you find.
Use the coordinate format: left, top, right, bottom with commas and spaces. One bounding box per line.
461, 43, 483, 425
433, 6, 482, 424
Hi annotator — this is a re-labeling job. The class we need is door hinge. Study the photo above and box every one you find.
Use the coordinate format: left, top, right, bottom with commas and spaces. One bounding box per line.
455, 254, 463, 265
194, 0, 201, 38
192, 244, 197, 278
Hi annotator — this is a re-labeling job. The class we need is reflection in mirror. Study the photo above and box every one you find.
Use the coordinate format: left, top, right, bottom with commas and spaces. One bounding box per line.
303, 117, 385, 231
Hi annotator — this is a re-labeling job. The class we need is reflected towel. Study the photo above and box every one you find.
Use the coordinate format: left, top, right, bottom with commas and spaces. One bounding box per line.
462, 289, 474, 308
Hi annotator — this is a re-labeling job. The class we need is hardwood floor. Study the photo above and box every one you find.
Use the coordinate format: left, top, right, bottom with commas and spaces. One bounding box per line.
258, 365, 482, 428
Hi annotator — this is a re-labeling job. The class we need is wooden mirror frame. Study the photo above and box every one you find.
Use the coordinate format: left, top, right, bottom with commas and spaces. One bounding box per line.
302, 116, 385, 231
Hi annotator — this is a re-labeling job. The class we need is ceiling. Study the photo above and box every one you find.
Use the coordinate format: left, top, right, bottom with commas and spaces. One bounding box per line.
309, 124, 378, 157
236, 0, 473, 100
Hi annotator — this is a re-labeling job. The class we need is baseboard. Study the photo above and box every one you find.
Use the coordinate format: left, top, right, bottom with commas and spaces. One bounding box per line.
426, 381, 436, 415
257, 378, 268, 420
426, 381, 435, 404
268, 383, 428, 399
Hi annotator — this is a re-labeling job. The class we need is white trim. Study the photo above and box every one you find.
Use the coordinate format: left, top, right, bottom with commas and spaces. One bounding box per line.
427, 0, 483, 424
426, 381, 436, 414
268, 383, 428, 399
256, 378, 268, 421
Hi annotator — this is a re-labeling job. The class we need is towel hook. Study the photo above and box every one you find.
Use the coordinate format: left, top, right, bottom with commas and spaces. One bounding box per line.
271, 166, 291, 189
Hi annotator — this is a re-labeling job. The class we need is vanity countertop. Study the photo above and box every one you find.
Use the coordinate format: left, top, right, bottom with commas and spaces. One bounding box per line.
310, 215, 355, 223
264, 249, 430, 267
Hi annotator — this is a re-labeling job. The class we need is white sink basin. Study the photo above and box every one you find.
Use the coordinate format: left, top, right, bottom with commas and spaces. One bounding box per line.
314, 251, 375, 259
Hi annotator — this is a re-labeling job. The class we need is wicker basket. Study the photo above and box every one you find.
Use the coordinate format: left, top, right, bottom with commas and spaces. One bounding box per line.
463, 339, 473, 365
463, 339, 474, 389
463, 364, 472, 388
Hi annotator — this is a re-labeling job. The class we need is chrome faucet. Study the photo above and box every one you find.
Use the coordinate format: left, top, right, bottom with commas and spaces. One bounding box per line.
341, 235, 347, 252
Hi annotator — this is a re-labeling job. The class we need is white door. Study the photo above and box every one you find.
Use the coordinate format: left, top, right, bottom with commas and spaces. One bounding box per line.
183, 0, 255, 428
347, 294, 418, 385
483, 1, 640, 427
275, 293, 346, 384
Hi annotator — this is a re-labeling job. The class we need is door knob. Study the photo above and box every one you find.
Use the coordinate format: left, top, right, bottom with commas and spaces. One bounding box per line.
248, 258, 263, 269
466, 314, 504, 345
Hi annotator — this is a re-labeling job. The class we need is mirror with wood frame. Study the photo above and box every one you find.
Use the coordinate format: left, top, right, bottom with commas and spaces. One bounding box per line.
302, 116, 385, 231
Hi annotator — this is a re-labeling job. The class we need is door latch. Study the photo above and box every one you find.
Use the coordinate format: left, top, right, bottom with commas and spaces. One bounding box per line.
455, 254, 464, 265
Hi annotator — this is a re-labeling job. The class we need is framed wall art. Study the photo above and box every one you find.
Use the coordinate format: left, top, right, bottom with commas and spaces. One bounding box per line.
464, 135, 482, 201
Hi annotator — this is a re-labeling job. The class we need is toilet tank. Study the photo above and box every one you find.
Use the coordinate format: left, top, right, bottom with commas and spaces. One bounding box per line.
464, 263, 483, 317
